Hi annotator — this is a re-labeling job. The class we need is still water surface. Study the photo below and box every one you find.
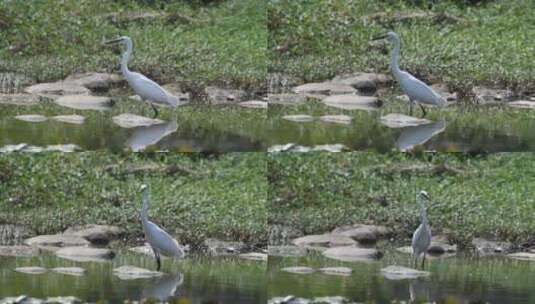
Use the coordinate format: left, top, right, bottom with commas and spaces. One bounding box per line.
0, 253, 266, 303
269, 250, 535, 304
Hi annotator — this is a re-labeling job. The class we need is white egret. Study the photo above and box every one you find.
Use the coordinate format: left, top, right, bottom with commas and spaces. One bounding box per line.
140, 184, 185, 271
105, 36, 181, 118
411, 190, 432, 269
373, 32, 446, 117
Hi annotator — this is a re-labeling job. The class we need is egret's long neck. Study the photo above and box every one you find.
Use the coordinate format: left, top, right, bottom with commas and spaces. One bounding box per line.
141, 188, 150, 225
390, 37, 402, 80
120, 39, 133, 75
418, 196, 428, 225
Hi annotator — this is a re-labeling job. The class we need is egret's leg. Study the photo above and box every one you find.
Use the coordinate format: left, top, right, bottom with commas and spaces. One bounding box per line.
151, 246, 161, 271
421, 252, 426, 269
419, 104, 427, 117
151, 104, 159, 118
155, 251, 161, 271
409, 99, 414, 116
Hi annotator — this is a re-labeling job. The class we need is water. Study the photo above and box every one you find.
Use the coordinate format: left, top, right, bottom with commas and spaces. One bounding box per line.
0, 252, 266, 303
0, 99, 266, 152
268, 250, 535, 304
268, 100, 535, 152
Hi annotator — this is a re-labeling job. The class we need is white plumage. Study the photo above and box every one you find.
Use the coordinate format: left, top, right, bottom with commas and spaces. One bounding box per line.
140, 184, 185, 271
411, 190, 432, 269
374, 32, 446, 117
106, 36, 181, 117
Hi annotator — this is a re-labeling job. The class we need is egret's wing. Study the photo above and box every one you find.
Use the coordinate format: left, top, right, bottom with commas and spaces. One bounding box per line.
411, 224, 424, 251
145, 221, 185, 257
399, 72, 446, 107
129, 72, 178, 107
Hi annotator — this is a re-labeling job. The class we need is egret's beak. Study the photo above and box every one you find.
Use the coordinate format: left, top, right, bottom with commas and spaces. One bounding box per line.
105, 38, 123, 45
372, 35, 387, 41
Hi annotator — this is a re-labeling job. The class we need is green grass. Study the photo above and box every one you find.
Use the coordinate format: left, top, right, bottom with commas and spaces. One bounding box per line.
269, 0, 535, 94
0, 0, 267, 92
268, 153, 535, 247
0, 152, 267, 248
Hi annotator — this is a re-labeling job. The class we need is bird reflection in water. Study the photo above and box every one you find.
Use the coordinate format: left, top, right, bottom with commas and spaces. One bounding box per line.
396, 120, 446, 151
142, 272, 184, 302
126, 120, 178, 152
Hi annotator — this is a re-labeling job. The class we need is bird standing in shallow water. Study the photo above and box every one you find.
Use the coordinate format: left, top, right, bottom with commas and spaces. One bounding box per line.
140, 184, 185, 271
373, 32, 446, 117
105, 36, 181, 118
411, 190, 432, 269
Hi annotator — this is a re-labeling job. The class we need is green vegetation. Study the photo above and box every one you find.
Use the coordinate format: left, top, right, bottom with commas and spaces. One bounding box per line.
0, 0, 267, 91
269, 0, 535, 94
0, 152, 267, 248
269, 153, 535, 247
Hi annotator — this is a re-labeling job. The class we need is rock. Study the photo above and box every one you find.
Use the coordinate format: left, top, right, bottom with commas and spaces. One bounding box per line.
472, 86, 514, 104
293, 82, 356, 96
14, 267, 47, 274
51, 115, 85, 125
129, 244, 157, 257
0, 93, 39, 106
331, 224, 391, 244
508, 252, 535, 261
205, 86, 246, 105
269, 296, 351, 304
0, 144, 28, 153
44, 144, 80, 153
238, 252, 268, 261
268, 144, 347, 153
281, 266, 315, 274
14, 114, 47, 122
312, 144, 347, 152
380, 265, 430, 280
292, 234, 357, 249
63, 224, 124, 246
113, 265, 164, 280
55, 247, 115, 262
428, 235, 457, 254
319, 115, 352, 125
282, 114, 315, 123
112, 113, 164, 128
431, 83, 457, 102
51, 267, 86, 276
24, 82, 90, 99
268, 246, 307, 257
64, 72, 123, 91
322, 246, 383, 262
268, 143, 296, 153
332, 72, 390, 92
0, 296, 45, 304
54, 95, 112, 111
322, 95, 380, 111
45, 296, 82, 304
472, 238, 513, 255
203, 238, 247, 255
508, 100, 535, 109
380, 113, 432, 128
24, 235, 89, 248
268, 93, 307, 105
0, 246, 40, 257
239, 100, 268, 109
318, 267, 353, 276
